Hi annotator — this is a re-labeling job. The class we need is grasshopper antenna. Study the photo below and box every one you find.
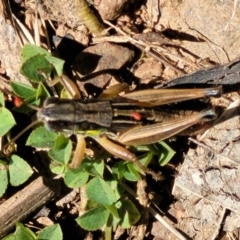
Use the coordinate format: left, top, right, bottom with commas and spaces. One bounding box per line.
24, 102, 41, 111
3, 101, 42, 155
3, 120, 41, 155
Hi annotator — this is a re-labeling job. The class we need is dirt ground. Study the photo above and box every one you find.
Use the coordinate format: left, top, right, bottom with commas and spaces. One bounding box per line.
1, 0, 240, 239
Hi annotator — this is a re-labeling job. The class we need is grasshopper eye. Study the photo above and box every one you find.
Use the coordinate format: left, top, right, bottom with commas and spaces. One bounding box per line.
43, 97, 60, 107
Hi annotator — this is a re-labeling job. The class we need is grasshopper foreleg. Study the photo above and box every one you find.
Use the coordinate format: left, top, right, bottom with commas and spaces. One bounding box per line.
69, 135, 86, 169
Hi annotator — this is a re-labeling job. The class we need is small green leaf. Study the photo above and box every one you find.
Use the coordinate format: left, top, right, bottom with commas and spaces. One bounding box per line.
26, 126, 57, 148
2, 233, 15, 239
37, 224, 63, 240
54, 134, 69, 149
125, 163, 141, 181
21, 44, 50, 62
119, 199, 141, 228
0, 107, 16, 137
84, 158, 104, 177
14, 222, 37, 240
9, 155, 33, 186
44, 56, 64, 76
20, 55, 52, 83
60, 88, 72, 99
112, 181, 125, 201
10, 81, 36, 99
146, 144, 159, 155
86, 177, 116, 205
0, 92, 5, 107
138, 152, 154, 167
112, 162, 126, 180
112, 214, 121, 231
50, 164, 65, 174
0, 161, 8, 197
104, 204, 120, 219
86, 198, 99, 210
48, 136, 72, 165
64, 166, 89, 188
76, 205, 110, 231
156, 141, 175, 166
123, 163, 141, 182
36, 83, 51, 99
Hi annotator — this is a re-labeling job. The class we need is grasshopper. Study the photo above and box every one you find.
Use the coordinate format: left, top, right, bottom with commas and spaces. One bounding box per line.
37, 78, 222, 179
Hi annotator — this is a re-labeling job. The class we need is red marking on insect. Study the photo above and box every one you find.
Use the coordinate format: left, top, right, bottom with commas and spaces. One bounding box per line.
132, 112, 141, 121
13, 96, 22, 107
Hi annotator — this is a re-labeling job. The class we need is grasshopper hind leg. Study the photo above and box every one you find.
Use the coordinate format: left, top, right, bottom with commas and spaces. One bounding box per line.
95, 135, 164, 181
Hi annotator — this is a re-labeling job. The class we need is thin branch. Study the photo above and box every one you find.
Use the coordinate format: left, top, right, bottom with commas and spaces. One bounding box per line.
103, 20, 186, 75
